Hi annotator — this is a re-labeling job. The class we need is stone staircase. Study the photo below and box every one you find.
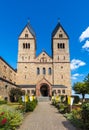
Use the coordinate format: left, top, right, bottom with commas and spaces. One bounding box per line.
37, 96, 50, 102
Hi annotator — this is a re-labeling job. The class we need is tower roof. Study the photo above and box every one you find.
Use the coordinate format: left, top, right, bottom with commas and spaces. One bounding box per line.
52, 22, 69, 38
26, 22, 36, 37
19, 21, 36, 38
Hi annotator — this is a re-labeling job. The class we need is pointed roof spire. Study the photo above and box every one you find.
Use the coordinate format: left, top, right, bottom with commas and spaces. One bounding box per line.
52, 19, 69, 38
26, 18, 36, 37
19, 19, 36, 38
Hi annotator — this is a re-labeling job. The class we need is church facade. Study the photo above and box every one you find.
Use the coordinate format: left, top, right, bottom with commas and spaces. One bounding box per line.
0, 21, 71, 100
17, 22, 71, 97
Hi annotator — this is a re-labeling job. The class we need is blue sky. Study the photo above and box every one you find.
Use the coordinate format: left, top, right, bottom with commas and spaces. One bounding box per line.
0, 0, 89, 88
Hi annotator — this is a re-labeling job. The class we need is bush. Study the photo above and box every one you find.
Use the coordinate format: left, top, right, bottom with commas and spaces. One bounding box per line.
0, 100, 7, 105
59, 103, 69, 114
0, 107, 23, 130
16, 105, 25, 113
9, 88, 25, 102
81, 102, 89, 129
64, 110, 83, 129
25, 99, 38, 112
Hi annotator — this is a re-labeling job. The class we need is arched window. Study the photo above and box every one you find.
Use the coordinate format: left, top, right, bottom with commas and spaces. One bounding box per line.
43, 68, 46, 75
57, 43, 60, 48
26, 43, 28, 48
23, 43, 25, 49
58, 43, 65, 49
48, 68, 51, 75
27, 90, 30, 94
58, 90, 61, 94
62, 90, 65, 94
63, 43, 65, 48
37, 68, 40, 75
59, 43, 63, 48
28, 43, 30, 48
31, 90, 35, 94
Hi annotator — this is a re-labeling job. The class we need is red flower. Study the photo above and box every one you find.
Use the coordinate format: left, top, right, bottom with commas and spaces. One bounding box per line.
0, 112, 4, 115
1, 118, 7, 125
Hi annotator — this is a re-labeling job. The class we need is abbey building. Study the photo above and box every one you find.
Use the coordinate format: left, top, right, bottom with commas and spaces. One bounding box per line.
0, 22, 71, 100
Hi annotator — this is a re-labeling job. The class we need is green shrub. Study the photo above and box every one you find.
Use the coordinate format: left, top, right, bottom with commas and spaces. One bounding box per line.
25, 99, 37, 112
51, 99, 56, 105
0, 100, 7, 105
0, 106, 23, 130
16, 105, 25, 113
59, 103, 69, 114
81, 102, 89, 129
64, 110, 83, 129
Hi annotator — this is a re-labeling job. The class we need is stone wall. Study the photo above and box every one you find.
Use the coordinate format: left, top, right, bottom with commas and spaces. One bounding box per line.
0, 57, 17, 100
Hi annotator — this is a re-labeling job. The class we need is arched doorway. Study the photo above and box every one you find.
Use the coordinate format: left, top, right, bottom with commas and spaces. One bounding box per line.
36, 78, 52, 97
40, 84, 49, 96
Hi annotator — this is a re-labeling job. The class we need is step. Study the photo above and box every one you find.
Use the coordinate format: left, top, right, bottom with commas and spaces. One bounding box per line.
37, 96, 50, 102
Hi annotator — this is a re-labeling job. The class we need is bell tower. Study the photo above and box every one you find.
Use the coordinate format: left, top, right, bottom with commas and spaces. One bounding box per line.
17, 22, 36, 85
51, 22, 71, 95
18, 22, 36, 63
52, 22, 70, 63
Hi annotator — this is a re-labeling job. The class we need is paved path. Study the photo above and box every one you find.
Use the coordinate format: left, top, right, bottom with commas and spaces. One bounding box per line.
18, 102, 77, 130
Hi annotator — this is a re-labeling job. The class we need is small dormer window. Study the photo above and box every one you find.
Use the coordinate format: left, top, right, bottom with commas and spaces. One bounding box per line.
59, 34, 63, 38
25, 34, 28, 38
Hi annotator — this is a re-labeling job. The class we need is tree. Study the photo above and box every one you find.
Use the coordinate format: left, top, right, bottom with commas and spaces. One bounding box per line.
73, 82, 88, 102
9, 88, 25, 102
84, 73, 89, 87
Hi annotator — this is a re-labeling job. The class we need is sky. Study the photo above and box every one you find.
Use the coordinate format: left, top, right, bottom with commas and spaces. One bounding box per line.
0, 0, 89, 93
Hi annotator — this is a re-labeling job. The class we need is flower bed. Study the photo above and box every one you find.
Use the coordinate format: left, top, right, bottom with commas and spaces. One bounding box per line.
0, 106, 23, 130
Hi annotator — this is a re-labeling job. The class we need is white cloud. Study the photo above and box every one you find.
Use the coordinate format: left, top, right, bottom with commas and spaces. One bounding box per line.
71, 59, 86, 70
82, 40, 89, 51
71, 73, 83, 80
79, 27, 89, 42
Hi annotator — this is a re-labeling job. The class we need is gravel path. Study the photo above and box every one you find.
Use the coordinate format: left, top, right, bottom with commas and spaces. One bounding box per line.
18, 102, 77, 130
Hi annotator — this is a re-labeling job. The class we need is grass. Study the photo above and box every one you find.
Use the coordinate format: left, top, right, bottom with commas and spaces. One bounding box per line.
0, 102, 20, 110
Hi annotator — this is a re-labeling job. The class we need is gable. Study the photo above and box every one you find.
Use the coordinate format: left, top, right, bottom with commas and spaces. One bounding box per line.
53, 26, 68, 39
37, 77, 52, 86
35, 51, 52, 62
52, 23, 69, 39
19, 23, 36, 39
19, 26, 34, 39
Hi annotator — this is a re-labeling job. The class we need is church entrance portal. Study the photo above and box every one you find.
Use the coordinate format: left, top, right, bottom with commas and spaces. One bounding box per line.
40, 85, 48, 96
